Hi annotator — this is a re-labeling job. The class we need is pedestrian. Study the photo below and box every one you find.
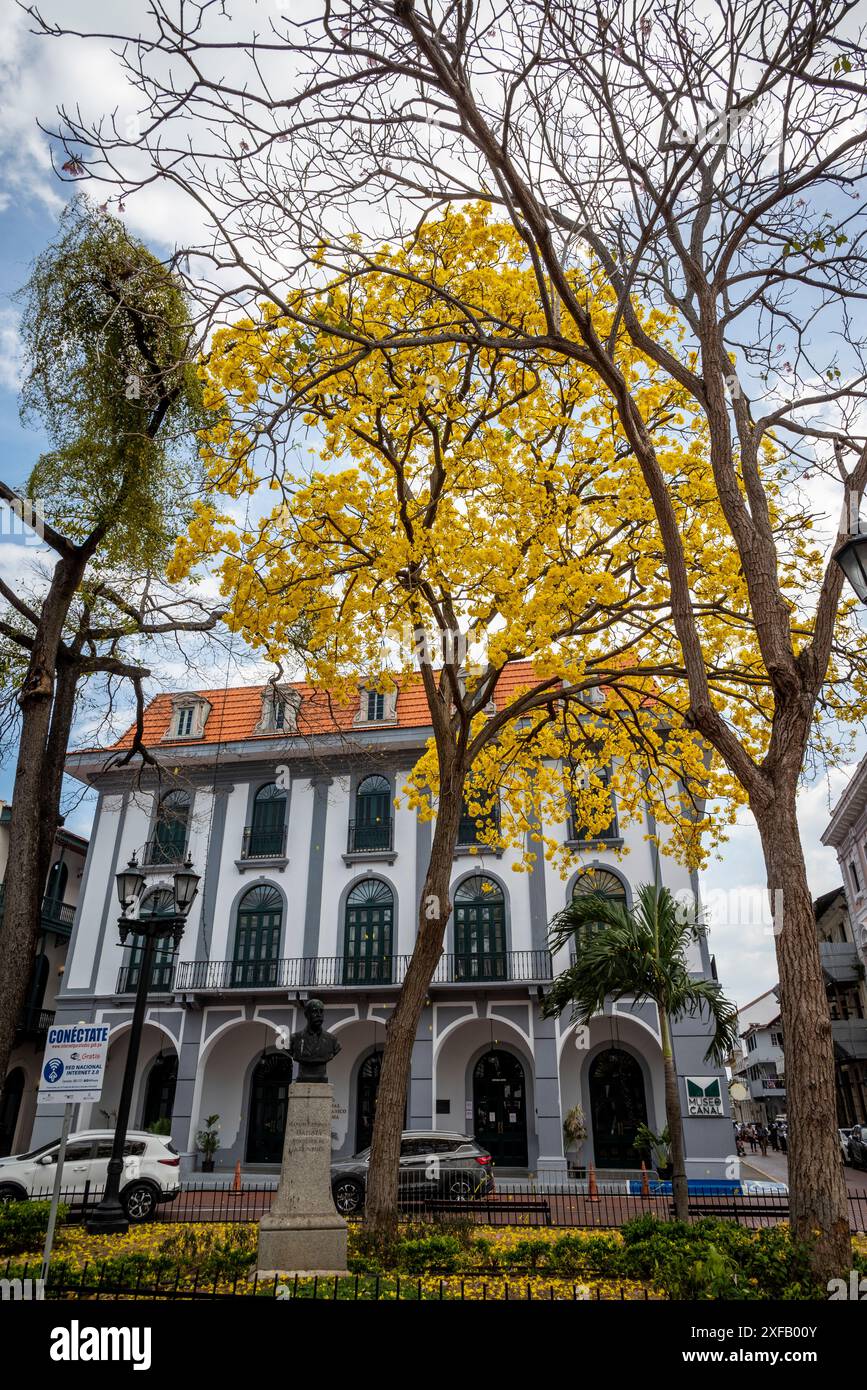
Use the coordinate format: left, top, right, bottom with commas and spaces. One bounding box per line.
769, 1122, 779, 1152
779, 1125, 787, 1154
748, 1124, 757, 1154
756, 1122, 768, 1158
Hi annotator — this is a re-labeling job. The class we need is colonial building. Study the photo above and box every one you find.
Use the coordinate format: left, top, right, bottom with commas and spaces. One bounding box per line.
821, 765, 867, 1125
0, 806, 89, 1154
31, 668, 733, 1179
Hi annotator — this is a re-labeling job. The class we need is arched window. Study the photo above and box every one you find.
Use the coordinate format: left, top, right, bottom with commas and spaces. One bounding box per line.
457, 778, 500, 847
453, 875, 506, 981
150, 790, 191, 865
243, 783, 288, 859
232, 884, 283, 987
344, 879, 394, 984
571, 868, 628, 947
45, 859, 68, 908
350, 775, 393, 853
124, 889, 177, 992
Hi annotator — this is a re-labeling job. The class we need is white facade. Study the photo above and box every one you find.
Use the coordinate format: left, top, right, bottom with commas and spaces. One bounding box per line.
30, 678, 734, 1178
0, 810, 89, 1154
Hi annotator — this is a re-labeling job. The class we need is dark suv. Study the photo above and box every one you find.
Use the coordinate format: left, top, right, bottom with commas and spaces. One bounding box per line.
331, 1131, 494, 1215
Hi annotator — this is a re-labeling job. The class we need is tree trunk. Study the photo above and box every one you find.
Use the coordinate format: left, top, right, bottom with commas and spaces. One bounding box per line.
659, 1010, 689, 1221
363, 779, 463, 1235
0, 557, 86, 1092
754, 793, 850, 1282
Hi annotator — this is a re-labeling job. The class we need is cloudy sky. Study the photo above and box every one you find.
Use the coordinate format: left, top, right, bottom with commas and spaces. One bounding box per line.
0, 2, 860, 1010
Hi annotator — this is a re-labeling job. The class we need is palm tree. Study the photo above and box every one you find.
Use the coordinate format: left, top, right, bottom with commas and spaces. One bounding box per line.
544, 882, 739, 1221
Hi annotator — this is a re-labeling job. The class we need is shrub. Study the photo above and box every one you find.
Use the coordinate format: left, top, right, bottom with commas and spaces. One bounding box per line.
0, 1199, 68, 1254
617, 1215, 824, 1300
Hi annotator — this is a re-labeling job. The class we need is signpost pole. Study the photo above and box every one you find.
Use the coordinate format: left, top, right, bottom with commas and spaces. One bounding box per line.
39, 1100, 74, 1286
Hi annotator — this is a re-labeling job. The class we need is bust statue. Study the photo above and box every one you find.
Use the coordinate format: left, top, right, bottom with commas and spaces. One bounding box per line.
288, 998, 341, 1082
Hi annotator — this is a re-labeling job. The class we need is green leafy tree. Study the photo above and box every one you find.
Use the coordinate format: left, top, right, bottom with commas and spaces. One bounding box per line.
544, 884, 739, 1221
0, 197, 218, 1089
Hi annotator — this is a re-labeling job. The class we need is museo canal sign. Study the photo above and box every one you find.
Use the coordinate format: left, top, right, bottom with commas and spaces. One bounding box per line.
686, 1076, 725, 1117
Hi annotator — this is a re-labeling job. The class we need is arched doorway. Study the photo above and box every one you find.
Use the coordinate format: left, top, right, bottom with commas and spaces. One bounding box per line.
355, 1051, 382, 1152
142, 1053, 178, 1130
344, 879, 394, 984
472, 1050, 528, 1167
589, 1048, 648, 1168
246, 1052, 293, 1163
0, 1068, 25, 1156
454, 876, 507, 981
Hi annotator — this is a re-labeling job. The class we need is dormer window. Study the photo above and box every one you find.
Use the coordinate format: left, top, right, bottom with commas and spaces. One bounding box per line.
164, 695, 211, 741
255, 685, 301, 735
177, 707, 195, 737
354, 684, 398, 726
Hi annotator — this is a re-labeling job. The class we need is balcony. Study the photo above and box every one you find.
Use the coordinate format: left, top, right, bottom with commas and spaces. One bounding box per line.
240, 824, 288, 862
15, 1005, 55, 1038
116, 960, 176, 994
747, 1075, 786, 1100
820, 941, 864, 985
344, 817, 395, 862
831, 1017, 867, 1061
455, 813, 501, 855
0, 886, 76, 938
174, 949, 554, 993
142, 837, 188, 868
40, 896, 76, 937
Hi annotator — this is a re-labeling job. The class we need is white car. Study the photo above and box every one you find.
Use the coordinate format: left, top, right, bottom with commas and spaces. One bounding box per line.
0, 1130, 181, 1221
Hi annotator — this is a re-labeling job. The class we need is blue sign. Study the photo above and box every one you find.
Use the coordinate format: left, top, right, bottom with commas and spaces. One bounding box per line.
43, 1057, 65, 1084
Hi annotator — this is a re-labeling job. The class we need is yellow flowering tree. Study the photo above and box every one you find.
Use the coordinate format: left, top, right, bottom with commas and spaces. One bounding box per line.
171, 208, 823, 1232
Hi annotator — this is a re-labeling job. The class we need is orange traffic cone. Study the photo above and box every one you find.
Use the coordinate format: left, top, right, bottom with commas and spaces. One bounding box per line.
587, 1162, 600, 1201
640, 1160, 651, 1197
233, 1159, 242, 1192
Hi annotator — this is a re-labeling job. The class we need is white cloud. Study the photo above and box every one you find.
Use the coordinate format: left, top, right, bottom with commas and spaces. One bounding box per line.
0, 308, 22, 391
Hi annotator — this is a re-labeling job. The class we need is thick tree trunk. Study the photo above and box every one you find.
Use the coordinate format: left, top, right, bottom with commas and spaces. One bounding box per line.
363, 778, 463, 1235
0, 558, 85, 1093
754, 793, 850, 1282
659, 1011, 689, 1221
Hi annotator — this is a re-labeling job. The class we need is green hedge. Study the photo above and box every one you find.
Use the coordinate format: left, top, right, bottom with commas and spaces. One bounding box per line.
0, 1200, 67, 1254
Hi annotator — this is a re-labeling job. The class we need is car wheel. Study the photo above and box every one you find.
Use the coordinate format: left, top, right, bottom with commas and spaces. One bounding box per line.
0, 1183, 25, 1203
122, 1182, 158, 1222
332, 1177, 364, 1215
447, 1176, 475, 1201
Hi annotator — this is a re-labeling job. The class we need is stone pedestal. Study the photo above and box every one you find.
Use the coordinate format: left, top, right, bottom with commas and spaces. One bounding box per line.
256, 1082, 348, 1275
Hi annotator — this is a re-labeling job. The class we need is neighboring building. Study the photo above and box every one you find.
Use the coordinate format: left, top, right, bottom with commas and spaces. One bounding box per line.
30, 667, 733, 1179
729, 989, 786, 1124
729, 889, 867, 1129
814, 886, 867, 1126
821, 763, 867, 1125
0, 804, 89, 1154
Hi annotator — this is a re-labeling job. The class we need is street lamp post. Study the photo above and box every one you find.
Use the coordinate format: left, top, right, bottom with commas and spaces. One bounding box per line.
86, 854, 200, 1235
834, 524, 867, 603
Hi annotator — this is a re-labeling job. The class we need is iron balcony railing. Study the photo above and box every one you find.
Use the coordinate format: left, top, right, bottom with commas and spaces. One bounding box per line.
41, 896, 76, 935
143, 837, 189, 867
346, 817, 394, 854
15, 1006, 55, 1036
116, 960, 176, 994
174, 949, 553, 992
456, 813, 500, 847
240, 824, 288, 860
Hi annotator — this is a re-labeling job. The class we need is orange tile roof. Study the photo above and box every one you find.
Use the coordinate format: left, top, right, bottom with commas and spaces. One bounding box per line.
102, 661, 544, 752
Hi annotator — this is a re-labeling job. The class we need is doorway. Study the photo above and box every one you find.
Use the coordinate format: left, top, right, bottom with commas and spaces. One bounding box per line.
0, 1068, 24, 1156
472, 1050, 528, 1167
142, 1053, 178, 1130
246, 1052, 293, 1163
589, 1048, 648, 1168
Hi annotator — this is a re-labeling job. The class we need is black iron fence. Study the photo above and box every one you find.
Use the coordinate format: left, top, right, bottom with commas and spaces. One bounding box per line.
25, 1180, 867, 1233
0, 1258, 658, 1300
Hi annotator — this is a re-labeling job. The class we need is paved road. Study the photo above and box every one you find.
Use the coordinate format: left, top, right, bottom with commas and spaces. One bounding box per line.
741, 1148, 867, 1194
